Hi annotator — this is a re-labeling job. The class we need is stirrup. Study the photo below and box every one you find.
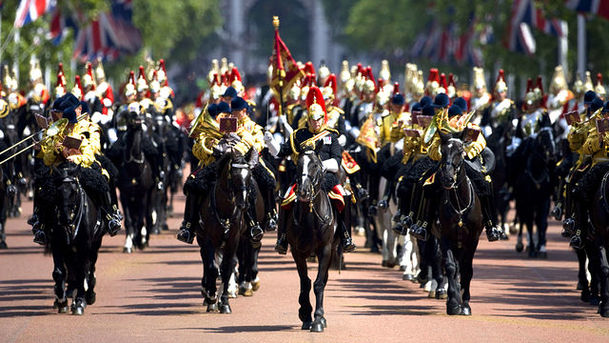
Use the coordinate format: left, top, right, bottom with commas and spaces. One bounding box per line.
569, 231, 583, 249
342, 236, 356, 253
33, 230, 47, 246
264, 213, 278, 232
177, 222, 194, 244
485, 223, 501, 242
107, 219, 121, 236
250, 224, 264, 242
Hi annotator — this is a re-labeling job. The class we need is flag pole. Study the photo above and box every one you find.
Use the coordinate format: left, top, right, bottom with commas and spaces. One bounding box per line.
273, 16, 287, 140
577, 14, 586, 80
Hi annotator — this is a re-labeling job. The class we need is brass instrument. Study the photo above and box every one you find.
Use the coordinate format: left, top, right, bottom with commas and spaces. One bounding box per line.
189, 105, 223, 156
0, 114, 86, 166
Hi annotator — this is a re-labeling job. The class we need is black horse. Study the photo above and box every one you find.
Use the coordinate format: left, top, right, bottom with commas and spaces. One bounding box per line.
236, 184, 264, 296
436, 134, 484, 316
195, 144, 258, 313
512, 127, 556, 257
48, 163, 103, 315
487, 122, 513, 239
108, 111, 155, 253
587, 170, 609, 317
284, 150, 338, 332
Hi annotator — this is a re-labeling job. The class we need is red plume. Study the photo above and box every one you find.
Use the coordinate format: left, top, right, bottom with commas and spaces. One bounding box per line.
526, 78, 533, 93
231, 67, 242, 83
497, 69, 505, 83
324, 74, 337, 96
428, 68, 440, 83
304, 62, 315, 76
393, 82, 400, 96
440, 73, 447, 89
597, 73, 603, 85
74, 75, 83, 100
448, 73, 455, 87
305, 86, 327, 123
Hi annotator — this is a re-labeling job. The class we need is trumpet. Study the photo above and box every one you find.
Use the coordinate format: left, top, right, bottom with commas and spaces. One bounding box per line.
0, 114, 87, 166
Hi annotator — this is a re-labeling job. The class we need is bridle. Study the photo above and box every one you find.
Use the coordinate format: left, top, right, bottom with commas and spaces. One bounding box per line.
294, 151, 332, 225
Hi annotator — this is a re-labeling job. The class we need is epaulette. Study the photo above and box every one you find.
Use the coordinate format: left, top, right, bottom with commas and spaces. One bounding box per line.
325, 127, 339, 135
328, 106, 344, 115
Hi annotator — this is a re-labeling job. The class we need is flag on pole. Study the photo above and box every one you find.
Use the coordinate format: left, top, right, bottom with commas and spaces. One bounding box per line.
269, 16, 304, 103
566, 0, 609, 21
506, 0, 567, 55
14, 0, 56, 28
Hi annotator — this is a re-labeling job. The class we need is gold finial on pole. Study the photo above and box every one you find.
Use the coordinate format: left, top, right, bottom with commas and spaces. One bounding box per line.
273, 16, 280, 30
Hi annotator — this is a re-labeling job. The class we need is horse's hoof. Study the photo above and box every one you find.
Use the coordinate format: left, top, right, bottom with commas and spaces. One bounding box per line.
162, 224, 169, 231
402, 274, 415, 281
0, 241, 7, 249
239, 286, 253, 297
251, 280, 261, 292
319, 317, 327, 328
600, 301, 609, 317
537, 251, 547, 259
509, 224, 517, 235
515, 242, 523, 253
447, 304, 463, 315
152, 228, 160, 235
310, 322, 324, 333
228, 290, 237, 298
71, 300, 85, 316
206, 303, 218, 312
123, 247, 132, 254
428, 290, 436, 298
219, 304, 231, 314
576, 281, 584, 290
436, 289, 447, 300
590, 296, 601, 306
500, 231, 509, 240
461, 303, 472, 316
581, 289, 591, 303
85, 291, 96, 305
301, 322, 312, 330
54, 299, 69, 313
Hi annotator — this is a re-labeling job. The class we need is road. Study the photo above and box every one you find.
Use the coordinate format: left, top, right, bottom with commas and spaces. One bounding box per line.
1, 194, 608, 343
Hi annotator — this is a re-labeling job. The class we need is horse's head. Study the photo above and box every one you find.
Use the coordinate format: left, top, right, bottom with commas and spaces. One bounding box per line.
438, 132, 465, 190
297, 150, 324, 202
535, 127, 556, 162
126, 109, 144, 130
217, 141, 257, 211
55, 165, 82, 229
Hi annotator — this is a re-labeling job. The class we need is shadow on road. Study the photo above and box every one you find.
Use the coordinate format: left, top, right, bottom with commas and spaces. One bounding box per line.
166, 325, 296, 333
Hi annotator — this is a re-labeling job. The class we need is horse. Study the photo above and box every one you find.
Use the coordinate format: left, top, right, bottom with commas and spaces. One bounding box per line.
109, 110, 155, 253
586, 169, 609, 317
0, 166, 9, 249
48, 163, 103, 315
194, 143, 258, 314
512, 127, 556, 257
284, 150, 339, 332
487, 122, 513, 239
236, 164, 265, 296
436, 134, 484, 315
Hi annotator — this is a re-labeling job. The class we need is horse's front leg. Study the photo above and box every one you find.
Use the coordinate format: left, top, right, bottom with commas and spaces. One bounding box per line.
68, 246, 89, 315
218, 240, 238, 314
598, 245, 609, 317
292, 251, 312, 329
442, 239, 463, 315
198, 236, 218, 312
51, 248, 69, 313
459, 247, 476, 316
121, 195, 134, 253
311, 243, 332, 332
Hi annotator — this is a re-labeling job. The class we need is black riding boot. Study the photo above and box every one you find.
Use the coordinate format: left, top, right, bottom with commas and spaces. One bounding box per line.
569, 202, 586, 249
177, 192, 199, 244
247, 194, 264, 243
263, 189, 278, 232
479, 194, 501, 242
338, 211, 356, 253
102, 191, 122, 236
274, 207, 288, 255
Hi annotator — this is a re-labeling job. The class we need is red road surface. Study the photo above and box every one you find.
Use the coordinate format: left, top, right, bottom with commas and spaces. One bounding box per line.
1, 195, 608, 343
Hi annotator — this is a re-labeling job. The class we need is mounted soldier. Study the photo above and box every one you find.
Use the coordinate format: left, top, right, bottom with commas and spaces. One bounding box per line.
29, 93, 122, 245
178, 96, 276, 244
268, 86, 355, 254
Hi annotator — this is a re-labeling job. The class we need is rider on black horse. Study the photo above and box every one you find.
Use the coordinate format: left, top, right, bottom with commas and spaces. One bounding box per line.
410, 96, 502, 242
266, 86, 356, 254
177, 97, 276, 244
29, 93, 122, 245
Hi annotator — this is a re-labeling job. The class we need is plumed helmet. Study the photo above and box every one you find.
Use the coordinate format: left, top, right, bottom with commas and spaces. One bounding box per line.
494, 69, 508, 95
306, 86, 326, 122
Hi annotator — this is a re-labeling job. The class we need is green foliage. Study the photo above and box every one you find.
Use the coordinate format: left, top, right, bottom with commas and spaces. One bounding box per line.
338, 0, 609, 85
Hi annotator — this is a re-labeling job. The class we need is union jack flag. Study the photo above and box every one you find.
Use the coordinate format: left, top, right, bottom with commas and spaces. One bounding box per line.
566, 0, 609, 21
14, 0, 56, 28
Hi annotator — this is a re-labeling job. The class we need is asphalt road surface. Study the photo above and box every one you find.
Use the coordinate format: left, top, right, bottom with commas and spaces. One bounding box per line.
1, 194, 608, 343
